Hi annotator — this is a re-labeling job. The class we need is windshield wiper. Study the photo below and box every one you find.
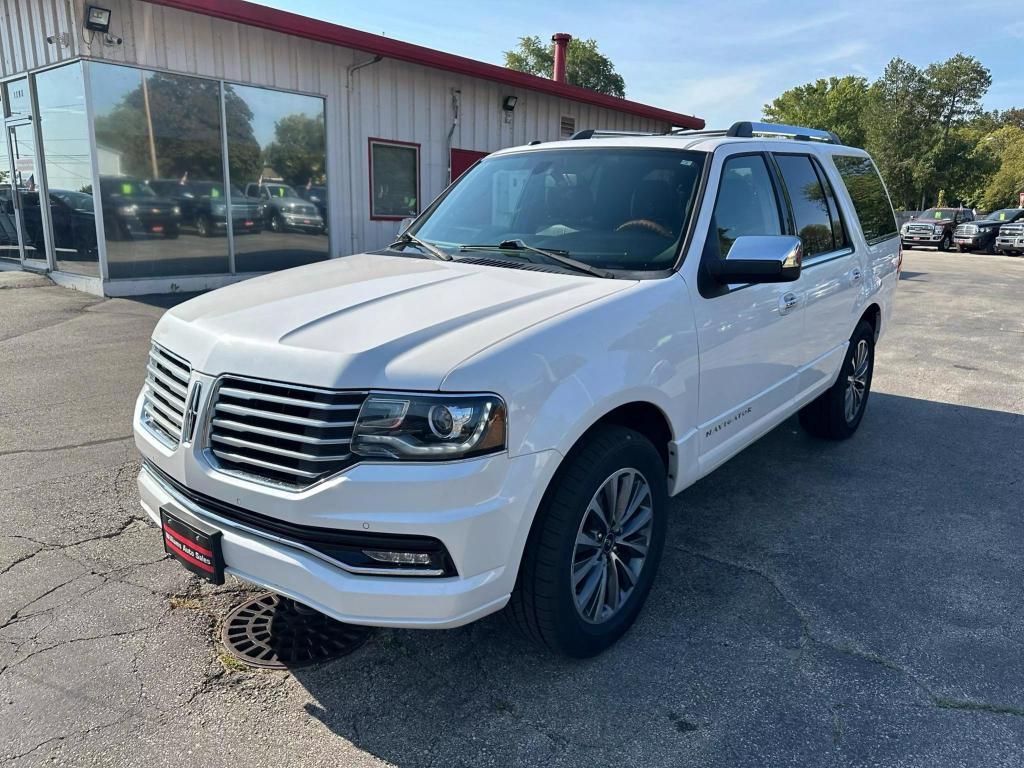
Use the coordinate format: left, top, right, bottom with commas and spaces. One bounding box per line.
458, 239, 614, 279
388, 232, 452, 261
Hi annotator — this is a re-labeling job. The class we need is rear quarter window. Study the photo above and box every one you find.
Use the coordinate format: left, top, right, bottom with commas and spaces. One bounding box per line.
831, 155, 898, 246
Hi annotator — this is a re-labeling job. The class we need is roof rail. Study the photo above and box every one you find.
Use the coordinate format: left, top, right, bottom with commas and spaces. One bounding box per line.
569, 129, 666, 140
726, 121, 842, 145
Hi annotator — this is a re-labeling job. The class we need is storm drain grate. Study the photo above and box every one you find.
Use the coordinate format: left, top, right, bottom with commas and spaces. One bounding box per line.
221, 592, 372, 669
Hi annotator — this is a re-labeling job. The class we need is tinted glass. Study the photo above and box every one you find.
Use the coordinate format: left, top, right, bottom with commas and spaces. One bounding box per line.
0, 124, 18, 263
775, 154, 837, 257
986, 209, 1021, 222
710, 154, 782, 258
224, 84, 327, 272
36, 63, 99, 275
833, 155, 898, 245
370, 141, 419, 218
90, 63, 228, 278
414, 148, 706, 271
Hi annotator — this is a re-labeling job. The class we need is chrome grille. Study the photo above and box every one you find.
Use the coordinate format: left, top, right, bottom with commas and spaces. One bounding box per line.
955, 224, 977, 236
206, 376, 367, 488
1000, 224, 1024, 237
142, 344, 191, 445
907, 223, 935, 235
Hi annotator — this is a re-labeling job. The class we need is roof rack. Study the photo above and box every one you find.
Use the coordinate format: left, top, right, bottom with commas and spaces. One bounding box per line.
569, 129, 668, 140
571, 121, 843, 145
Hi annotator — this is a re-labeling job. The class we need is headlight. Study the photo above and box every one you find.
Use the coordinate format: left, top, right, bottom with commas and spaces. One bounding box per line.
933, 225, 944, 233
117, 204, 137, 216
352, 393, 506, 460
172, 205, 181, 216
212, 203, 226, 215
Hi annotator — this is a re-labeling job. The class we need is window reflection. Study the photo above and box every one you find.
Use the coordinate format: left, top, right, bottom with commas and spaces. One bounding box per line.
225, 84, 328, 272
36, 62, 99, 275
0, 127, 18, 264
89, 63, 228, 278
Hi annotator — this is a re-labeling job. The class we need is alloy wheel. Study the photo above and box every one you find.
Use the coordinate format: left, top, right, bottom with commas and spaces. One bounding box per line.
571, 468, 654, 624
844, 339, 870, 423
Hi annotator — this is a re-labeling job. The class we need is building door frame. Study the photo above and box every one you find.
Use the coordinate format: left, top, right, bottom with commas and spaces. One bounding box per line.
3, 118, 52, 271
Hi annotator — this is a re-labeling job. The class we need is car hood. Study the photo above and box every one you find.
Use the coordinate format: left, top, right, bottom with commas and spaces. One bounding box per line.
153, 252, 634, 391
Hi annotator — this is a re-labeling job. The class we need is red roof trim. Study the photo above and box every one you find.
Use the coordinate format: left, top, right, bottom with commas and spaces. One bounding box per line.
141, 0, 704, 129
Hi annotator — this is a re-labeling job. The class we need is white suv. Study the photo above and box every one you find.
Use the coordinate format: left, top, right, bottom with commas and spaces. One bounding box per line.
135, 122, 900, 657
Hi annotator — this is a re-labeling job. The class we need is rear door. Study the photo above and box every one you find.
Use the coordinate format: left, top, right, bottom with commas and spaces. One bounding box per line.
771, 152, 861, 397
687, 151, 808, 472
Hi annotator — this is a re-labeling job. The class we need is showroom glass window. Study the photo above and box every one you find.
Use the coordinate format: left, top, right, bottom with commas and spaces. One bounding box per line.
35, 62, 100, 276
88, 62, 229, 279
0, 87, 18, 264
224, 84, 328, 272
369, 139, 419, 219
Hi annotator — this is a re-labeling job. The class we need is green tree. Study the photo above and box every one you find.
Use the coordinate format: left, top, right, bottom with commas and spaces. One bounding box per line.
505, 36, 625, 98
264, 113, 326, 187
923, 54, 991, 142
978, 126, 1024, 209
763, 76, 869, 148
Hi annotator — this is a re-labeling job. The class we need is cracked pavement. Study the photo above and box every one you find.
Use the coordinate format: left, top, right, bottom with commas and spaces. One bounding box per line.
1, 251, 1023, 767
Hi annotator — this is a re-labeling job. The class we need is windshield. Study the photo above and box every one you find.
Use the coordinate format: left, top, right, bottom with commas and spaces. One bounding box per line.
412, 148, 706, 272
101, 178, 157, 198
984, 209, 1019, 222
266, 184, 298, 198
920, 208, 956, 221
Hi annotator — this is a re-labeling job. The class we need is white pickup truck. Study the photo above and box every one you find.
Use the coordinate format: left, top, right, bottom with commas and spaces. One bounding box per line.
135, 121, 900, 657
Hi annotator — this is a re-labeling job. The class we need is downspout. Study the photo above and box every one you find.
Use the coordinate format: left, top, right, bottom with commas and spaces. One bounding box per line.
445, 88, 461, 185
345, 54, 383, 254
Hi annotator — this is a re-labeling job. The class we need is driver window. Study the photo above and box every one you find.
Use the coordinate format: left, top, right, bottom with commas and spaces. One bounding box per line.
711, 155, 783, 258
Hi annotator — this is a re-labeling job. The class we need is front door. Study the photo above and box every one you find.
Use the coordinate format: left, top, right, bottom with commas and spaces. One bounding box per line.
5, 122, 48, 269
686, 152, 807, 474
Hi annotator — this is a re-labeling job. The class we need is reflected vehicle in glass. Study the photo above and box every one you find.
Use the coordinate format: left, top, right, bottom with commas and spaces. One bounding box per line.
21, 190, 98, 258
297, 184, 328, 222
99, 177, 182, 240
148, 179, 262, 237
0, 186, 20, 253
245, 181, 324, 234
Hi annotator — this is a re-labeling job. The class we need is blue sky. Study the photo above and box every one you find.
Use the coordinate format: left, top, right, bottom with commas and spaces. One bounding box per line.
257, 0, 1023, 127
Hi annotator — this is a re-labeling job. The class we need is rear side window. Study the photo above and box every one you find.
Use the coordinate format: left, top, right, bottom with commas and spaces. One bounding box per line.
710, 154, 783, 258
774, 154, 848, 257
832, 155, 898, 245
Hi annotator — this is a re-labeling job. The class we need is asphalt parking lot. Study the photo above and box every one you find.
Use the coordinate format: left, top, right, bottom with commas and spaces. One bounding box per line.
1, 250, 1022, 767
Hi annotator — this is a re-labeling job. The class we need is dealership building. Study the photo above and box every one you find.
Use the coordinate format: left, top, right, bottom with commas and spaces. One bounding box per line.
0, 0, 702, 296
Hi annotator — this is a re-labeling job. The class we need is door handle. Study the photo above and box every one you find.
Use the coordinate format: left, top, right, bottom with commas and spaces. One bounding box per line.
778, 292, 799, 315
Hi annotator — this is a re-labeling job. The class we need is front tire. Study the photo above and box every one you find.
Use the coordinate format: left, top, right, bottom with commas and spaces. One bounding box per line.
938, 232, 952, 252
799, 320, 875, 440
508, 426, 668, 658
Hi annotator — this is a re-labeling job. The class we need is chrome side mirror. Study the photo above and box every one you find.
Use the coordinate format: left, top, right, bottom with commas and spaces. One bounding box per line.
708, 235, 803, 285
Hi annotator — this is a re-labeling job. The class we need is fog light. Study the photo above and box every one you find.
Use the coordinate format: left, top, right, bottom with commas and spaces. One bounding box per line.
364, 550, 436, 566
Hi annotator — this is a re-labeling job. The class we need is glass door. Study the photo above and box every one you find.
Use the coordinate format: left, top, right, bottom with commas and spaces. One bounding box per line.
5, 121, 49, 269
0, 121, 19, 265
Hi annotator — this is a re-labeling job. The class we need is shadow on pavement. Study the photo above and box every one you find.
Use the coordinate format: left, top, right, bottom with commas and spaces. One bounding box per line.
286, 392, 1024, 767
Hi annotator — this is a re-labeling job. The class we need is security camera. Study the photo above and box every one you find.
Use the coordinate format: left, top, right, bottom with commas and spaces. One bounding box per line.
45, 32, 70, 47
103, 33, 123, 46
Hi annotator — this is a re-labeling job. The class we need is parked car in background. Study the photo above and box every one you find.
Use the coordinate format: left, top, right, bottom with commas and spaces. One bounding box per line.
954, 208, 1024, 254
99, 177, 181, 240
995, 217, 1024, 256
149, 179, 263, 237
244, 182, 325, 234
134, 122, 899, 658
901, 207, 973, 251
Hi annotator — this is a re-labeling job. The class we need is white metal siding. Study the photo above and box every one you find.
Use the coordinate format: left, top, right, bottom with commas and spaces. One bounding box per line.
7, 0, 670, 258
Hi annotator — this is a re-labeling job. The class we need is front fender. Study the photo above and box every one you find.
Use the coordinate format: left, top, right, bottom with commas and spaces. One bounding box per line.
442, 276, 699, 463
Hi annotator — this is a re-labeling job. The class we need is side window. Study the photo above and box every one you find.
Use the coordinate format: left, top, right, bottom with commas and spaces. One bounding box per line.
774, 154, 839, 257
711, 154, 783, 258
832, 155, 898, 245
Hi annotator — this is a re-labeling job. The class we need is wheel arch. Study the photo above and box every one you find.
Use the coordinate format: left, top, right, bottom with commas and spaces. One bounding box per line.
860, 302, 882, 341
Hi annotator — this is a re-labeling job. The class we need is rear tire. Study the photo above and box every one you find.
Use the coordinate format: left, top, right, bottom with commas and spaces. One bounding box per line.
507, 426, 667, 658
799, 320, 875, 440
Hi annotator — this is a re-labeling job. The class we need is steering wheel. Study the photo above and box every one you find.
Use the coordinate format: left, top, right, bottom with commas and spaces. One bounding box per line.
615, 219, 674, 238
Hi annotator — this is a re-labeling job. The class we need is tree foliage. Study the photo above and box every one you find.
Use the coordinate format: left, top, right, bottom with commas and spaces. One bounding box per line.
763, 54, 1021, 210
504, 36, 626, 98
265, 113, 326, 187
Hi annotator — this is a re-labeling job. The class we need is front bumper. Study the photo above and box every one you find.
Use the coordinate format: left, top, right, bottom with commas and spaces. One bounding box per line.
135, 402, 560, 628
901, 232, 943, 244
995, 236, 1024, 251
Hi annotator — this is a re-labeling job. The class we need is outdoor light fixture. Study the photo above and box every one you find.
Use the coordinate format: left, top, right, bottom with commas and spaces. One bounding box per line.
84, 5, 112, 33
502, 95, 518, 112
